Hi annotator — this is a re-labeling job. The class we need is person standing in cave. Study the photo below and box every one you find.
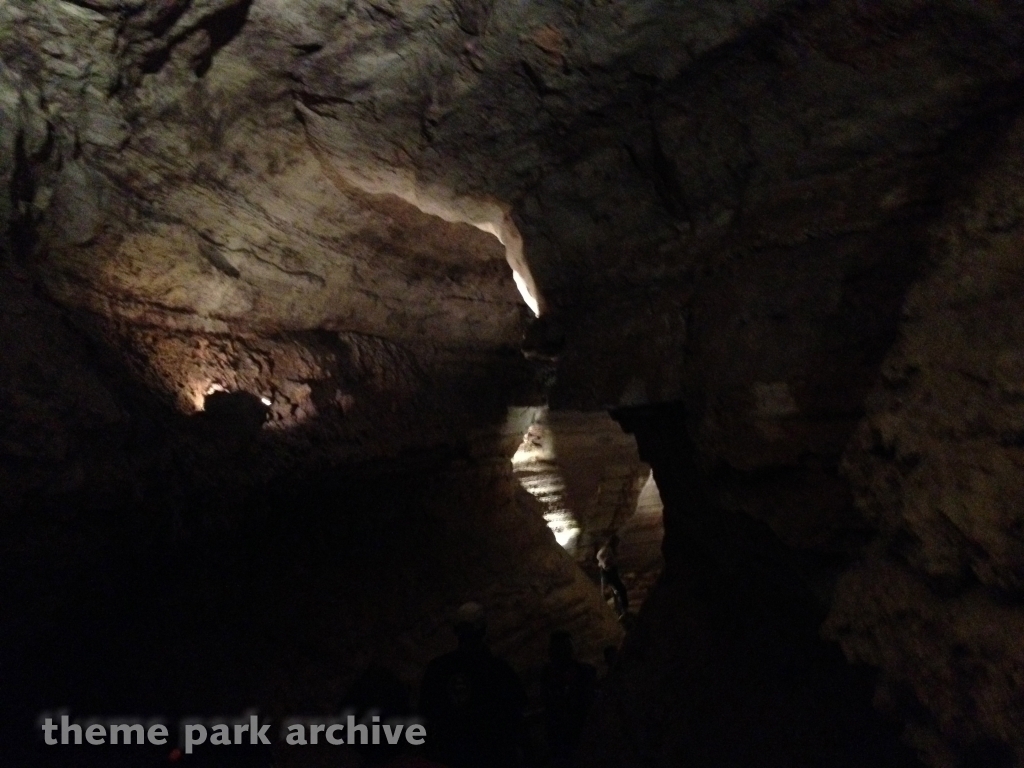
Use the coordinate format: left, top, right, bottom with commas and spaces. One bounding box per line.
597, 534, 629, 618
418, 602, 527, 768
541, 631, 598, 767
338, 665, 448, 768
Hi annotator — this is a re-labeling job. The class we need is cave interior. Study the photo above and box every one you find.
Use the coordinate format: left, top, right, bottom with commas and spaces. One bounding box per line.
2, 1, 1024, 767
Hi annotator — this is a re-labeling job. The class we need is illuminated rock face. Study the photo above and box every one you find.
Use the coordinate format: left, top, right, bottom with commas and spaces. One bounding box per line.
3, 0, 1024, 766
512, 410, 650, 559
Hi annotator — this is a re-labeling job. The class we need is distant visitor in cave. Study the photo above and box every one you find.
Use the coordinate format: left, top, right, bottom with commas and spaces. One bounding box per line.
418, 602, 527, 768
596, 534, 629, 619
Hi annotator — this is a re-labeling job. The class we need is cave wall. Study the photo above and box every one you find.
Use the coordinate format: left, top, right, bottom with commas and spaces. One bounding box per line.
0, 0, 537, 456
0, 272, 622, 763
1, 6, 631, 765
580, 118, 1024, 768
578, 404, 920, 768
824, 114, 1024, 768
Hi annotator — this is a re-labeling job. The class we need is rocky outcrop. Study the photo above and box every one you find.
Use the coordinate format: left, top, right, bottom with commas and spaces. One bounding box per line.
579, 114, 1024, 768
0, 257, 621, 764
2, 0, 536, 470
824, 115, 1024, 768
577, 404, 919, 768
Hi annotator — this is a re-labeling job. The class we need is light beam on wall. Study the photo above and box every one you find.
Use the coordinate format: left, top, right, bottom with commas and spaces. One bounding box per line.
512, 268, 540, 316
472, 220, 541, 317
510, 412, 582, 553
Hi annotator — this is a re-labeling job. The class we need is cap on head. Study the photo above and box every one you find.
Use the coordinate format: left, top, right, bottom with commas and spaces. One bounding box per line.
455, 601, 485, 627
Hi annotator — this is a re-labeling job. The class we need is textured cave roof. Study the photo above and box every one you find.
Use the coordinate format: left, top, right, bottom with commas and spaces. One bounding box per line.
1, 0, 1023, 450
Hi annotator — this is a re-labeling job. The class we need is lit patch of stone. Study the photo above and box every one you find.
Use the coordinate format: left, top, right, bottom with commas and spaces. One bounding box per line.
512, 268, 540, 316
511, 420, 582, 552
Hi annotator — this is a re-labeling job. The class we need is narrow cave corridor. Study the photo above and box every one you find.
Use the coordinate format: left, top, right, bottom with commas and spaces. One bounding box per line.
2, 2, 1024, 768
511, 410, 665, 616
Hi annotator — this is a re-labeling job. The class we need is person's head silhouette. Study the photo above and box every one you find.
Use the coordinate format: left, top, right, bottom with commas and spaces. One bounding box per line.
453, 602, 487, 650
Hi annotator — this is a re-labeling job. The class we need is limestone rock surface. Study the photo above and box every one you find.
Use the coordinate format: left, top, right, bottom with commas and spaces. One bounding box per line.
3, 0, 1024, 766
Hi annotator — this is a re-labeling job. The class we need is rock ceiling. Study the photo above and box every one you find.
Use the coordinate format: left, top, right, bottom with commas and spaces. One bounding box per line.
3, 0, 1021, 428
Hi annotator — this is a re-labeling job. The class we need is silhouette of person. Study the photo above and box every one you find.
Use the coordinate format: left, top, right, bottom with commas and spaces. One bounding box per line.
957, 738, 1015, 768
419, 602, 527, 768
541, 631, 597, 767
340, 665, 415, 766
199, 389, 269, 433
597, 534, 629, 617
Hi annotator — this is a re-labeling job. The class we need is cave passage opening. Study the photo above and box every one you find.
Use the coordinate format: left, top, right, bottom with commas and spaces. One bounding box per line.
510, 408, 665, 617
